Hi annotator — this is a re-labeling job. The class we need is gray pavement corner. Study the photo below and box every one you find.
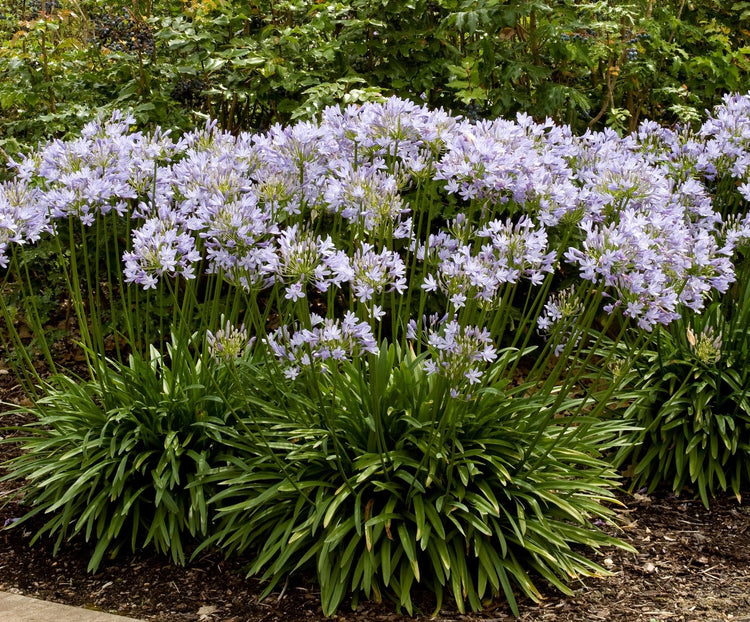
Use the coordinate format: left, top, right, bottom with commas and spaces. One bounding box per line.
0, 591, 145, 622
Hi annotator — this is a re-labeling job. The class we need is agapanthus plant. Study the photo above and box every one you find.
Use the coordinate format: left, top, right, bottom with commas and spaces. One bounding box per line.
201, 344, 633, 616
3, 94, 749, 614
603, 93, 750, 505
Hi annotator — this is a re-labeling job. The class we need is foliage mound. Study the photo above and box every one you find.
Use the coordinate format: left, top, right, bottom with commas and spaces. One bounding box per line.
205, 345, 630, 615
1, 336, 243, 570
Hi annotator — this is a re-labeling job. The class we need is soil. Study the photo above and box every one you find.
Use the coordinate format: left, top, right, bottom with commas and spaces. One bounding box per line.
1, 369, 750, 622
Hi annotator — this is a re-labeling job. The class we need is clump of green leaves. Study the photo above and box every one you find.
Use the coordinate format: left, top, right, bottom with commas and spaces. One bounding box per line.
1, 333, 242, 571
612, 275, 750, 507
204, 345, 632, 615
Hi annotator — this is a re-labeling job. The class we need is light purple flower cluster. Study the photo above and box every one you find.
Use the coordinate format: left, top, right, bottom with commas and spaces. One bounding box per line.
189, 192, 279, 289
623, 93, 750, 199
350, 243, 407, 304
699, 93, 750, 182
623, 121, 711, 182
18, 110, 175, 225
6, 92, 750, 365
272, 226, 350, 301
421, 215, 556, 309
0, 180, 50, 268
266, 312, 378, 379
123, 217, 200, 289
561, 126, 736, 329
434, 114, 583, 226
323, 163, 411, 238
476, 216, 557, 286
321, 97, 459, 168
423, 320, 498, 397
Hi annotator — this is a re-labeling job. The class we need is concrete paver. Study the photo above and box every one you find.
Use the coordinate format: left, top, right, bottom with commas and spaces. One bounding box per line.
0, 591, 145, 622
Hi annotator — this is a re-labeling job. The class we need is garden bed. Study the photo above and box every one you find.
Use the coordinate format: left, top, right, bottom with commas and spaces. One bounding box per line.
1, 2, 750, 620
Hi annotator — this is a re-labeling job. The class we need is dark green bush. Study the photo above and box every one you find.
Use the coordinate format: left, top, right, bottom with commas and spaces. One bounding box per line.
1, 0, 748, 163
204, 345, 632, 615
612, 272, 750, 507
1, 335, 243, 570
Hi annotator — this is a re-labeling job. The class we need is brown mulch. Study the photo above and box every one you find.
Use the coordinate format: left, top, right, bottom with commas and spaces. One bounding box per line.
1, 370, 750, 622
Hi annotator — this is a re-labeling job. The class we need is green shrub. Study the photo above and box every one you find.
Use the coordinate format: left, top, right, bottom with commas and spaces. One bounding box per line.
204, 344, 633, 615
612, 281, 750, 507
1, 334, 243, 571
